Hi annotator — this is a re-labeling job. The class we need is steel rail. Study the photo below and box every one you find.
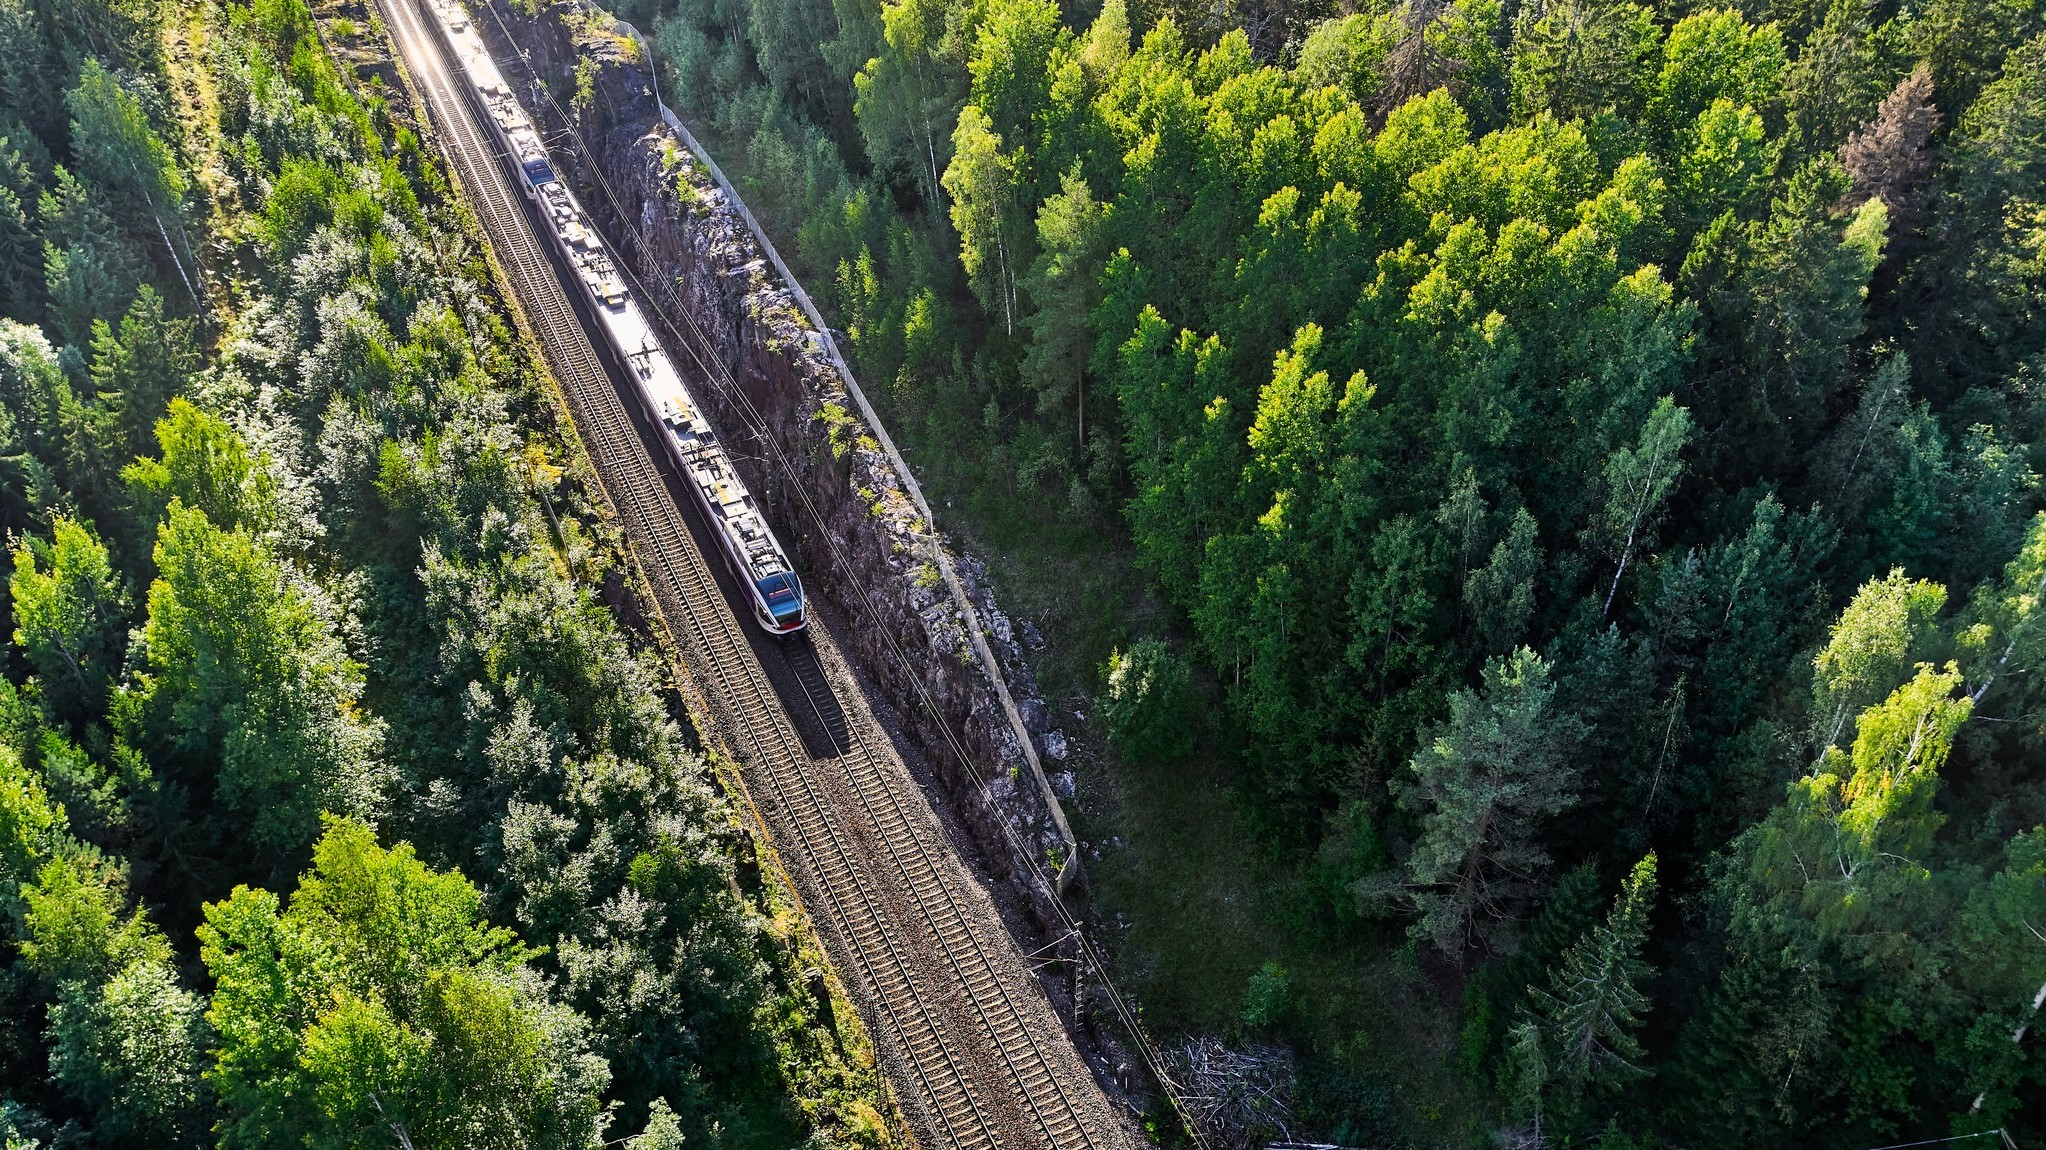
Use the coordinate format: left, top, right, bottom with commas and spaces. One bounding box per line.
371, 1, 994, 1141
768, 639, 1100, 1149
463, 34, 1110, 1137
371, 2, 1116, 1145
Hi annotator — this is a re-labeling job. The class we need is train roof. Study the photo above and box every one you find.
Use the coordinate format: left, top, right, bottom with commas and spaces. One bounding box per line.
598, 290, 795, 585
430, 0, 795, 590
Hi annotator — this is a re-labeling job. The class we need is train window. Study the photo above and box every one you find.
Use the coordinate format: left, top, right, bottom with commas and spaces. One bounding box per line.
757, 572, 803, 621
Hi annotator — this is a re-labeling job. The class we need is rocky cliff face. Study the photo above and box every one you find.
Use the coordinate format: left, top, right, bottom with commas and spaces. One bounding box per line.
466, 0, 1089, 953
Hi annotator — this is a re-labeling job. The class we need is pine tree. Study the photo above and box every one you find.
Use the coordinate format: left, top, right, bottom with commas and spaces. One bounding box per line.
89, 286, 193, 458
1533, 851, 1659, 1090
1397, 647, 1585, 954
1780, 0, 1887, 158
38, 167, 144, 348
1908, 33, 2046, 393
64, 59, 199, 308
0, 135, 42, 320
1466, 506, 1541, 656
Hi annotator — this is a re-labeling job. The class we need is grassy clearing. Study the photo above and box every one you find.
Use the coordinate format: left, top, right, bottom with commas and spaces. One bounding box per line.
1079, 726, 1479, 1146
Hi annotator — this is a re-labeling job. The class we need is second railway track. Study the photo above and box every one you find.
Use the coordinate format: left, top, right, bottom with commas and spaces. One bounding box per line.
372, 1, 1129, 1145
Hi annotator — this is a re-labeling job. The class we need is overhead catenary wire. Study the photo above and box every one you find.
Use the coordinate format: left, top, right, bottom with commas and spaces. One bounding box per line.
1856, 1130, 2016, 1150
465, 4, 1210, 1141
407, 2, 1130, 1144
371, 5, 1014, 1144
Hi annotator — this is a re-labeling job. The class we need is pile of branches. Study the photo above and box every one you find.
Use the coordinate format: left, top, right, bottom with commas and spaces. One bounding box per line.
1165, 1035, 1299, 1149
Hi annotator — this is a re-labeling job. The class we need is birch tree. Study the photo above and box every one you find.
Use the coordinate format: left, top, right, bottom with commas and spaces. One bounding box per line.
943, 105, 1022, 333
1591, 396, 1692, 615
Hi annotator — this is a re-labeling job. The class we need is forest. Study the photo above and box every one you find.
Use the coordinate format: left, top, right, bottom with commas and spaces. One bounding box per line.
1, 0, 2043, 1138
598, 0, 2046, 1140
0, 0, 901, 1146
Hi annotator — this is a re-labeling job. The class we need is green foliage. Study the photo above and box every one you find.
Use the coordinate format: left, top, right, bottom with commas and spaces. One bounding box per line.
625, 1099, 690, 1150
1022, 168, 1107, 448
122, 398, 280, 533
1295, 13, 1402, 107
90, 286, 197, 458
1587, 396, 1693, 612
64, 58, 186, 229
1530, 853, 1658, 1094
7, 739, 211, 1142
47, 958, 209, 1144
1103, 637, 1197, 762
0, 135, 46, 320
200, 818, 610, 1150
1509, 0, 1661, 122
19, 852, 169, 987
0, 0, 891, 1143
1396, 648, 1584, 954
5, 0, 2046, 1140
1239, 960, 1290, 1029
1809, 570, 1947, 749
136, 501, 386, 856
38, 166, 146, 348
1957, 828, 2046, 1121
10, 516, 128, 722
1465, 506, 1540, 656
1647, 10, 1784, 135
944, 103, 1023, 332
0, 745, 62, 896
1793, 663, 1971, 869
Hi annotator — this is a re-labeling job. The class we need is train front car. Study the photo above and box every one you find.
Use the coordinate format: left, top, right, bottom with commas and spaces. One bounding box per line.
755, 571, 804, 632
669, 395, 808, 636
729, 523, 805, 634
431, 0, 806, 636
433, 0, 555, 204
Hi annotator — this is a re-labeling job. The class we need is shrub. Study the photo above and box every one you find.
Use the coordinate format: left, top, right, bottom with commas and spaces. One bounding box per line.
1241, 961, 1290, 1029
1102, 637, 1197, 763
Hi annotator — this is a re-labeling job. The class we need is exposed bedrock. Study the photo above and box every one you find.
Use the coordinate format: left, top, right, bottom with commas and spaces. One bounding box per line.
465, 0, 1104, 988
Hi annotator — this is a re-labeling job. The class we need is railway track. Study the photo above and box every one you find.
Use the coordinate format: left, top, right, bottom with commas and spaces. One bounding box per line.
371, 2, 1127, 1145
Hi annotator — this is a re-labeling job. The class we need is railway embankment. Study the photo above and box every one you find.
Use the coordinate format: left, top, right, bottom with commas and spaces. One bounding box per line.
465, 0, 1104, 1015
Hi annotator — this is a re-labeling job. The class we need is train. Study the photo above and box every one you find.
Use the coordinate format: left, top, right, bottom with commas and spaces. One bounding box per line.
423, 0, 806, 634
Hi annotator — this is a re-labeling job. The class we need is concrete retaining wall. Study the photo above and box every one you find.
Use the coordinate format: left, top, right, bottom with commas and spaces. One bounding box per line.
464, 0, 1090, 946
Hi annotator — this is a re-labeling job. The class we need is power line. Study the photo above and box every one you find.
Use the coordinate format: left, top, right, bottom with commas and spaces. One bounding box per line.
455, 4, 1209, 1141
1859, 1130, 2015, 1150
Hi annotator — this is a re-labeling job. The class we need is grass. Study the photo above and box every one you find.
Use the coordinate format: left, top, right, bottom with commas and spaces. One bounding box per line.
1078, 725, 1481, 1146
868, 395, 1485, 1143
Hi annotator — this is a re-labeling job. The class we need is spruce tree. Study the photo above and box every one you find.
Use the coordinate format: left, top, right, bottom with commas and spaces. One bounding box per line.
1533, 851, 1659, 1091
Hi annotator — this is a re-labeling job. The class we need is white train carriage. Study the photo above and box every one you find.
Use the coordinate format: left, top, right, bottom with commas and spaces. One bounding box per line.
427, 0, 806, 634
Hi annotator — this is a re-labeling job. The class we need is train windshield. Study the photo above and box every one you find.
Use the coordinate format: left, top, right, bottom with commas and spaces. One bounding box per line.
758, 572, 803, 621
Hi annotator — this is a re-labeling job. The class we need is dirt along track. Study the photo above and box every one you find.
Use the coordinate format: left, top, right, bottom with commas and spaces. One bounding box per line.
373, 1, 1135, 1145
